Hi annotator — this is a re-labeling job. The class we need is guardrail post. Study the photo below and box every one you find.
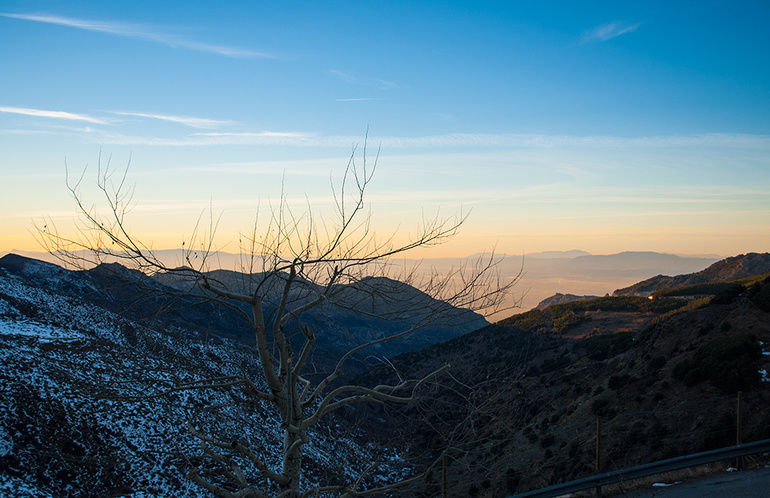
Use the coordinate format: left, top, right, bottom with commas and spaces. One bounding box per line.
737, 391, 745, 470
442, 453, 448, 498
596, 417, 602, 497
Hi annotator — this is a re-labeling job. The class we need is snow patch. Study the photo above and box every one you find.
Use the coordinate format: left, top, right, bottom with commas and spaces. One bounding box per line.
0, 424, 11, 456
0, 474, 53, 497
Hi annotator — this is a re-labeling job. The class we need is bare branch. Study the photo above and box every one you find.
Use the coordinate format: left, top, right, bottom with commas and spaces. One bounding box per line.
38, 142, 516, 497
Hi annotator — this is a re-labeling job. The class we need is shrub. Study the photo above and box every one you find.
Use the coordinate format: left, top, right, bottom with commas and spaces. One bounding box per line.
540, 434, 555, 448
751, 279, 770, 312
672, 334, 762, 393
505, 468, 521, 492
652, 297, 710, 324
580, 331, 634, 361
702, 411, 736, 450
647, 355, 666, 372
552, 309, 582, 334
591, 398, 617, 418
608, 374, 632, 390
710, 283, 745, 305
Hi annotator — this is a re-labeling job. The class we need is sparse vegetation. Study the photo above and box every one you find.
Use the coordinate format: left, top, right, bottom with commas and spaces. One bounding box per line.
580, 331, 634, 361
750, 276, 770, 312
652, 296, 711, 324
499, 308, 546, 330
556, 295, 683, 314
710, 282, 747, 305
551, 308, 582, 334
653, 272, 770, 298
672, 333, 763, 392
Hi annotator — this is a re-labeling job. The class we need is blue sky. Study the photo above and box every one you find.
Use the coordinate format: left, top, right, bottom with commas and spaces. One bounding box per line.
1, 1, 769, 257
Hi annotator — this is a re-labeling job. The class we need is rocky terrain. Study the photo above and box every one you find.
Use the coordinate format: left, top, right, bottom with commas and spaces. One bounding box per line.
0, 255, 423, 496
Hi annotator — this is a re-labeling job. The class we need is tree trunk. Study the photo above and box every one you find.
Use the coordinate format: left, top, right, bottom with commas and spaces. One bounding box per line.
281, 429, 303, 498
281, 355, 304, 497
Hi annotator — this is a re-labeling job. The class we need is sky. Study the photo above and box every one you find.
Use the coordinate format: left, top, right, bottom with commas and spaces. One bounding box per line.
1, 0, 769, 259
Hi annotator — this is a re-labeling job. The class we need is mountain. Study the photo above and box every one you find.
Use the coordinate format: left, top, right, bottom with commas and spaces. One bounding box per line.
614, 252, 770, 297
564, 251, 717, 277
0, 258, 405, 496
0, 254, 253, 344
524, 250, 593, 259
535, 293, 601, 309
0, 253, 488, 494
353, 255, 770, 496
151, 264, 488, 371
0, 254, 486, 373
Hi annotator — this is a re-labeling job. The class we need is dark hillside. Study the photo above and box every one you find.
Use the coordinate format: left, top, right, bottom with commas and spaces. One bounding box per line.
358, 274, 770, 497
498, 295, 685, 337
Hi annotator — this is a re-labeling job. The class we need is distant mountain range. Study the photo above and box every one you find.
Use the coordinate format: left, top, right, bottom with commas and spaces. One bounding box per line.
1, 249, 724, 316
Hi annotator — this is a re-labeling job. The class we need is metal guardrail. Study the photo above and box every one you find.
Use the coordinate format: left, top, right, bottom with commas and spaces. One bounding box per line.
509, 438, 770, 498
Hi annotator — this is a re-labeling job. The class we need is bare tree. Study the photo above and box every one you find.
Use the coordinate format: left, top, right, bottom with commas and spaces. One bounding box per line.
37, 145, 517, 497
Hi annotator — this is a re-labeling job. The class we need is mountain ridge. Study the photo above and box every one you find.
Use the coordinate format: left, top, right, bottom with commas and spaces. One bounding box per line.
613, 252, 770, 297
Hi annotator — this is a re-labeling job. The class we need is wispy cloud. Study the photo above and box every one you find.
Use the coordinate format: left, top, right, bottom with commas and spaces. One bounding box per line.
192, 131, 318, 144
556, 209, 770, 220
111, 111, 231, 129
0, 105, 106, 124
89, 130, 318, 146
582, 21, 640, 43
329, 70, 398, 90
83, 130, 770, 149
1, 12, 272, 58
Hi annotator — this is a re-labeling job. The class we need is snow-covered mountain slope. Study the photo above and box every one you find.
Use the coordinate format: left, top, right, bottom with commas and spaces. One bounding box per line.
0, 253, 489, 375
0, 264, 406, 496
